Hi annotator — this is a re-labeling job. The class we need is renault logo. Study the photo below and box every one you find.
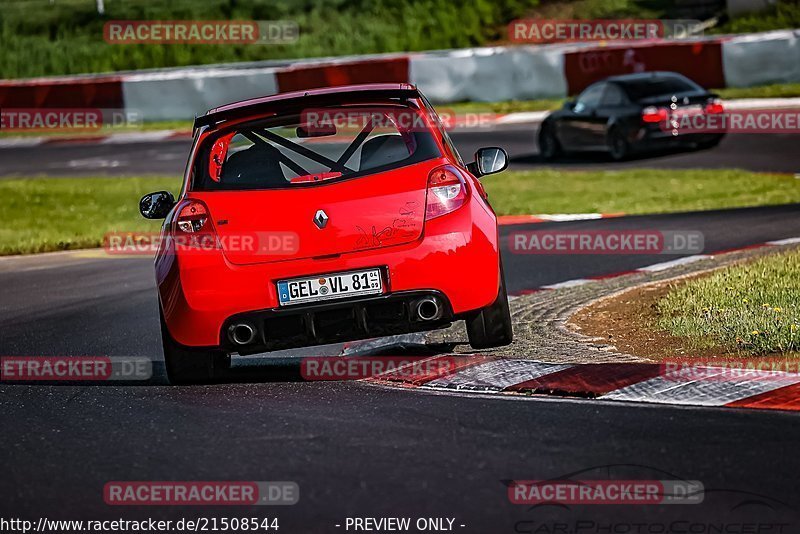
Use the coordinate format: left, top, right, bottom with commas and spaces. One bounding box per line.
313, 209, 329, 229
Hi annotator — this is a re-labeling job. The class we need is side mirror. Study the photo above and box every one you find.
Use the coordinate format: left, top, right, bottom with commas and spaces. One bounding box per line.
470, 147, 508, 177
139, 191, 175, 219
564, 100, 576, 110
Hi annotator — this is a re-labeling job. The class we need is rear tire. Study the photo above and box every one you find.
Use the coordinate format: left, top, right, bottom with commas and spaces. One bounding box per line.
538, 123, 562, 161
160, 308, 226, 385
466, 265, 513, 350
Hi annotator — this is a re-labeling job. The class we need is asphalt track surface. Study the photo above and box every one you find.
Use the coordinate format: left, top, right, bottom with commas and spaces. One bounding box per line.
1, 125, 798, 176
2, 202, 800, 529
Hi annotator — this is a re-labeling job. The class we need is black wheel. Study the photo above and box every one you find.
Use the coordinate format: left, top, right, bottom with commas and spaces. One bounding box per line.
607, 127, 630, 161
538, 123, 562, 161
466, 264, 513, 350
160, 308, 226, 385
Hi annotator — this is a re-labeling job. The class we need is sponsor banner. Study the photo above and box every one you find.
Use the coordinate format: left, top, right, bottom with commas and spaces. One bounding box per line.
301, 356, 458, 381
103, 231, 299, 256
509, 19, 703, 44
0, 357, 152, 381
663, 108, 800, 134
104, 20, 298, 45
510, 230, 704, 255
508, 480, 704, 505
104, 481, 299, 506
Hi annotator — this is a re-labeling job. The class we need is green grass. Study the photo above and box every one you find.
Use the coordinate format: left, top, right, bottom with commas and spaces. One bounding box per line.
714, 83, 800, 100
0, 0, 539, 79
483, 168, 800, 216
0, 176, 180, 255
656, 249, 800, 354
2, 168, 799, 255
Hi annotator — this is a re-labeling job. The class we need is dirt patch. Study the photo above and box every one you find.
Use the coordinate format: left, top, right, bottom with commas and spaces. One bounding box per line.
567, 272, 743, 361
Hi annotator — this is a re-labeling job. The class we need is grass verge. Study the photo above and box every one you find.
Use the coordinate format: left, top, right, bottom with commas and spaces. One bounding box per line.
483, 168, 800, 216
1, 168, 799, 255
0, 176, 181, 255
656, 249, 800, 354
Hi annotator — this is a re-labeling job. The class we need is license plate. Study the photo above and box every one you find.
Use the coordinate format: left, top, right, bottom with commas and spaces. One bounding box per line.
277, 269, 383, 306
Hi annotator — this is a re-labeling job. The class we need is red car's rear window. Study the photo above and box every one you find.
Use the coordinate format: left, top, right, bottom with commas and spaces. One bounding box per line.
191, 105, 441, 191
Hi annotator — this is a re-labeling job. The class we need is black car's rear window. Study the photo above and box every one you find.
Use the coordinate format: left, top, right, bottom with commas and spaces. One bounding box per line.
622, 75, 704, 101
191, 105, 441, 191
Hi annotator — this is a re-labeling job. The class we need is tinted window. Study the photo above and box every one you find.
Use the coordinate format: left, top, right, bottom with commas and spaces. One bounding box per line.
622, 75, 704, 100
601, 84, 627, 106
575, 83, 605, 110
192, 106, 441, 191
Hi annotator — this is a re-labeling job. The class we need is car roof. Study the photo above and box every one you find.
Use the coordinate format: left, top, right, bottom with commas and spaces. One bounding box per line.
602, 71, 688, 84
196, 83, 421, 130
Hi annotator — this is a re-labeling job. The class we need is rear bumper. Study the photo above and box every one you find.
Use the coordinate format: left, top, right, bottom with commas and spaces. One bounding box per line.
222, 290, 455, 354
157, 196, 499, 347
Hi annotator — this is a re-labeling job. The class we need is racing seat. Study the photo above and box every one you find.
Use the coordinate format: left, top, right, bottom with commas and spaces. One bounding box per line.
359, 135, 410, 171
221, 144, 286, 187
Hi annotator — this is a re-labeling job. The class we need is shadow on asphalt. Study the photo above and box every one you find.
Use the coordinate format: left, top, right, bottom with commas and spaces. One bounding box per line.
1, 342, 461, 387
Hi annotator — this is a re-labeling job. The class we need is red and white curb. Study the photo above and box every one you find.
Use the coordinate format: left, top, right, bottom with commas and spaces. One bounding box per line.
368, 356, 800, 412
512, 236, 800, 295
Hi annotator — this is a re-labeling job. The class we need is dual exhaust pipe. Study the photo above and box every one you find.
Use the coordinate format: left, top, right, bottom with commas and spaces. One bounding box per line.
415, 297, 442, 322
228, 322, 257, 346
228, 296, 442, 346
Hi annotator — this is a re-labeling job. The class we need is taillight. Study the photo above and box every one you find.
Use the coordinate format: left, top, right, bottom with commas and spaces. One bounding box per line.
642, 106, 668, 123
426, 165, 468, 220
173, 200, 216, 250
176, 201, 210, 233
705, 99, 724, 114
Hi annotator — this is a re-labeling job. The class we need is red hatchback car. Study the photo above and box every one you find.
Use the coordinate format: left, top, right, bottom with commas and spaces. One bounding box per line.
140, 83, 512, 384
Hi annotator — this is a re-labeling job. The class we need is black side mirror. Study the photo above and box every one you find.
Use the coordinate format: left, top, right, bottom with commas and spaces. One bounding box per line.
469, 147, 508, 177
139, 191, 175, 219
564, 100, 576, 110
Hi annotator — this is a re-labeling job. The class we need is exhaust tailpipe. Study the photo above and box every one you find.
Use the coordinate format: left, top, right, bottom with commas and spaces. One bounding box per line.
228, 323, 257, 346
416, 297, 442, 322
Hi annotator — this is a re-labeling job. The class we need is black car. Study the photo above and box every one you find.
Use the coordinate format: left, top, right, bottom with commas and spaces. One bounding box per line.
538, 71, 726, 161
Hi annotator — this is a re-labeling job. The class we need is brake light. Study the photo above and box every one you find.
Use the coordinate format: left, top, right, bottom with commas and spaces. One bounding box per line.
705, 99, 724, 114
175, 200, 211, 234
642, 106, 668, 123
426, 165, 468, 220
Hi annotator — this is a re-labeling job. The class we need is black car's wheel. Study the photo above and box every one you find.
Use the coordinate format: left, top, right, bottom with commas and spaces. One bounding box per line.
538, 123, 562, 161
607, 127, 630, 161
160, 308, 226, 385
466, 264, 513, 350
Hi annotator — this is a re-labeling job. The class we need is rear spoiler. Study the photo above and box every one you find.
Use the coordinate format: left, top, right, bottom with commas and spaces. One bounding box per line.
193, 86, 421, 133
